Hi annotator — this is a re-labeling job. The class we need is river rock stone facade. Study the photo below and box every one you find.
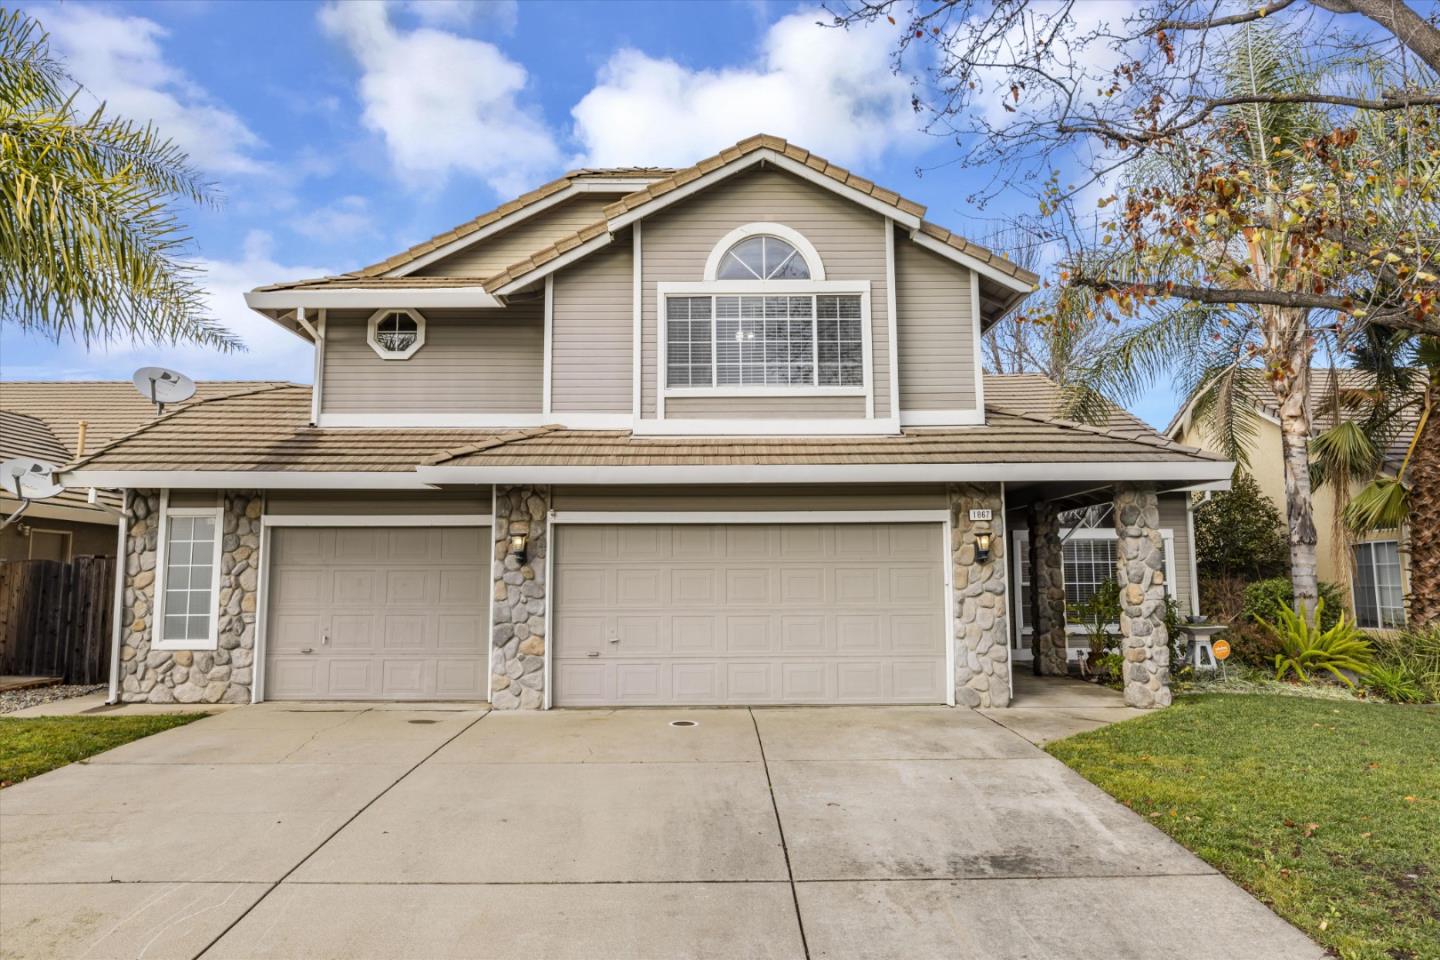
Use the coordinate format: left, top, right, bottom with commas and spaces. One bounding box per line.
1113, 482, 1172, 708
949, 483, 1011, 708
118, 491, 261, 704
490, 485, 549, 710
1028, 501, 1068, 676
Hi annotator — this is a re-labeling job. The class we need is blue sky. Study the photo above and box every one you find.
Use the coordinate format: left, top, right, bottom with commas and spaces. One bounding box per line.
2, 0, 1179, 428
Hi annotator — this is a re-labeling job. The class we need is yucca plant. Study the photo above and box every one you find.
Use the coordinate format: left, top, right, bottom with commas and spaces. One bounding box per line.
1260, 598, 1374, 687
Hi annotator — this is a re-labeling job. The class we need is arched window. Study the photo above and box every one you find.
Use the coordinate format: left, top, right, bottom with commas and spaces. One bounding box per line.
703, 223, 825, 281
715, 235, 810, 280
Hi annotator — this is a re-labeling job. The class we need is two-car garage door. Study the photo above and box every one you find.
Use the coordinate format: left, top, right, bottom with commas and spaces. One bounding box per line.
264, 526, 490, 700
552, 522, 948, 706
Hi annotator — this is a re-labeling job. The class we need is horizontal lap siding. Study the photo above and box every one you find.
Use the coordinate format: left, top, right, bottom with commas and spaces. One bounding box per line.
895, 236, 977, 410
321, 304, 543, 414
1159, 493, 1195, 615
663, 396, 865, 419
551, 239, 632, 413
641, 167, 890, 420
553, 484, 947, 512
419, 196, 612, 278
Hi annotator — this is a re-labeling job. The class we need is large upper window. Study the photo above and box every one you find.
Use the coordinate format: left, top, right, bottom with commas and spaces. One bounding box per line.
1353, 541, 1405, 629
715, 236, 811, 280
666, 294, 863, 388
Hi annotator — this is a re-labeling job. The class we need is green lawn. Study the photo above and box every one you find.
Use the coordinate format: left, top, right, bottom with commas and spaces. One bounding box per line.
1048, 694, 1440, 960
0, 714, 205, 787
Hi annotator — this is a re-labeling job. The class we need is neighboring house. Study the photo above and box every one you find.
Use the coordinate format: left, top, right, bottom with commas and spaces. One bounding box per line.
57, 134, 1232, 710
1167, 370, 1415, 631
1, 382, 286, 562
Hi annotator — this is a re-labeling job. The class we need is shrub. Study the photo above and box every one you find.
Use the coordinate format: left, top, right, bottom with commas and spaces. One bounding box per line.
1068, 578, 1121, 657
1227, 621, 1282, 668
1193, 471, 1289, 580
1365, 663, 1426, 703
1260, 598, 1374, 686
1242, 577, 1347, 631
1369, 625, 1440, 703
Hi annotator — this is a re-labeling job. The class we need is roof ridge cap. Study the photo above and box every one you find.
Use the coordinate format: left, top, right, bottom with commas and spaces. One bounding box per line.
420, 424, 563, 466
62, 383, 296, 471
988, 403, 1220, 458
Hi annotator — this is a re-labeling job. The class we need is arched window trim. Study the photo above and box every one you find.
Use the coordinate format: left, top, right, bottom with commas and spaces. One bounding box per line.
703, 223, 826, 281
366, 307, 427, 360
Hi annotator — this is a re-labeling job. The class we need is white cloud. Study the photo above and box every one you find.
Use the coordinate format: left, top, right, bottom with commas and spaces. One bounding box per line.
318, 1, 559, 194
0, 232, 328, 384
290, 195, 375, 242
571, 9, 924, 168
406, 0, 517, 32
35, 4, 266, 176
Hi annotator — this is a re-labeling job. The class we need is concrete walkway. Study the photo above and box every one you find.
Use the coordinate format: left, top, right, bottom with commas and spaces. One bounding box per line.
0, 701, 1321, 960
984, 672, 1150, 744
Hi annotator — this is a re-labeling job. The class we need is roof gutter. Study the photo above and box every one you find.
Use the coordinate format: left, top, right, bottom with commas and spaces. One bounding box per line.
415, 460, 1236, 486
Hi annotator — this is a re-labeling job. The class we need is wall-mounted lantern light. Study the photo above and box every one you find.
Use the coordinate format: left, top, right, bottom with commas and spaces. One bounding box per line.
975, 531, 992, 564
508, 533, 528, 563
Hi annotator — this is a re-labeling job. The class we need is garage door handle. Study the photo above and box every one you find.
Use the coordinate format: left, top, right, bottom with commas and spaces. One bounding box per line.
586, 651, 600, 658
301, 647, 313, 654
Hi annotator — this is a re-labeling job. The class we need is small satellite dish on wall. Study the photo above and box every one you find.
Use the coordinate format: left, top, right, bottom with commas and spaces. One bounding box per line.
132, 366, 196, 414
0, 457, 64, 500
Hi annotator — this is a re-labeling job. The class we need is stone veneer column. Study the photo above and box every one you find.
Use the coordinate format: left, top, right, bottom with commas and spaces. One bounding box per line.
118, 491, 261, 704
1112, 483, 1172, 708
1027, 501, 1068, 676
490, 485, 549, 710
949, 483, 1011, 707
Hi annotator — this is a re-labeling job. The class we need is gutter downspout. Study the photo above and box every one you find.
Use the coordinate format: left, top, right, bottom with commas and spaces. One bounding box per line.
106, 489, 129, 705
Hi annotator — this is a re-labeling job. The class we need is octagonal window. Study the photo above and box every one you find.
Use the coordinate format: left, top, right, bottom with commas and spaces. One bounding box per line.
367, 308, 426, 360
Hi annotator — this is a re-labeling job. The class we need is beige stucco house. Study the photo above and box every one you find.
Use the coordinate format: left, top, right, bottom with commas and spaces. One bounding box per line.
1167, 371, 1413, 630
56, 135, 1231, 711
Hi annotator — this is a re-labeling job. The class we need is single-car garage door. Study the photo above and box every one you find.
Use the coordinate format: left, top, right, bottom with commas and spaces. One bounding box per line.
264, 526, 489, 700
553, 522, 947, 706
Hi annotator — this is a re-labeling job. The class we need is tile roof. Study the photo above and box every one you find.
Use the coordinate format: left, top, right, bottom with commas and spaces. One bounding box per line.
0, 380, 292, 455
351, 167, 676, 279
983, 373, 1151, 431
0, 410, 113, 512
483, 134, 1038, 295
251, 135, 1038, 298
61, 376, 1218, 476
1165, 368, 1422, 468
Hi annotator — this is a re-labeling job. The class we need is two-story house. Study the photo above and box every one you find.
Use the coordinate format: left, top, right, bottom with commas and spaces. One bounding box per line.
60, 135, 1231, 711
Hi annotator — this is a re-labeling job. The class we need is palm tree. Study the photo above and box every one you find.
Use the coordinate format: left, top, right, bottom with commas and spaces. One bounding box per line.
0, 9, 238, 349
1312, 330, 1440, 628
1065, 27, 1334, 619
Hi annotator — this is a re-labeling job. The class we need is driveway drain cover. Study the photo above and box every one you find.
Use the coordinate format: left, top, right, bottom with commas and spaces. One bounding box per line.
408, 719, 438, 725
669, 720, 697, 728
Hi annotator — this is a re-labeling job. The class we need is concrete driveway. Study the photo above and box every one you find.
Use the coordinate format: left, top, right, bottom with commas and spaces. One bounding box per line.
1, 702, 1321, 960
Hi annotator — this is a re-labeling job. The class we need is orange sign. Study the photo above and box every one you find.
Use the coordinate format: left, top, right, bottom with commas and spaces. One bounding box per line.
1212, 639, 1231, 661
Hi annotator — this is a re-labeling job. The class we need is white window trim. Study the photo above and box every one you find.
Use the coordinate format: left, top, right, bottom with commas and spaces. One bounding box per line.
1011, 527, 1176, 639
703, 222, 826, 281
1351, 539, 1405, 630
657, 281, 873, 405
366, 307, 426, 360
151, 490, 224, 652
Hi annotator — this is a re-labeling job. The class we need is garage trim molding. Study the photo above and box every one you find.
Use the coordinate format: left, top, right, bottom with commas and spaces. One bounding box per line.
252, 511, 494, 704
543, 508, 957, 708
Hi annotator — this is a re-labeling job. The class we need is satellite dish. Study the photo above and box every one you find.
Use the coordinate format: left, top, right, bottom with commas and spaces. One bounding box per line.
133, 366, 196, 414
0, 457, 64, 500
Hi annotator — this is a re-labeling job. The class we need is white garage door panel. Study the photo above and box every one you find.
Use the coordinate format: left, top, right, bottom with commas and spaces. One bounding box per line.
264, 527, 489, 701
553, 523, 946, 706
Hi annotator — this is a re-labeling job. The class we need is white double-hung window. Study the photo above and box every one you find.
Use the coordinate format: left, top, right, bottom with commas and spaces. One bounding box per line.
1352, 540, 1405, 629
666, 293, 864, 389
663, 223, 869, 396
152, 491, 224, 650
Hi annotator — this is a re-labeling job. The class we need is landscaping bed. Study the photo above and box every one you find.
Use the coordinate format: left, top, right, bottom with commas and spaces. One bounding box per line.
0, 714, 205, 787
1048, 694, 1440, 960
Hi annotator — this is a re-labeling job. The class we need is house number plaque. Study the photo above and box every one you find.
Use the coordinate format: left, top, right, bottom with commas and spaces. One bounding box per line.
968, 509, 993, 521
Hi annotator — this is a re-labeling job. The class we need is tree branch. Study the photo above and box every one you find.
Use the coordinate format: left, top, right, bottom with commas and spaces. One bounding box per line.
1155, 0, 1302, 32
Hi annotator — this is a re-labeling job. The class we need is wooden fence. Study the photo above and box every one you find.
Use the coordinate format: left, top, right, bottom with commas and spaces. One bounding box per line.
0, 557, 115, 684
